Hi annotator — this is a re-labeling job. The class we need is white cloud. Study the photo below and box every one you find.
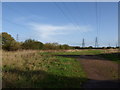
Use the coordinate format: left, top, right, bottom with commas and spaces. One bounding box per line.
28, 22, 93, 42
13, 15, 46, 23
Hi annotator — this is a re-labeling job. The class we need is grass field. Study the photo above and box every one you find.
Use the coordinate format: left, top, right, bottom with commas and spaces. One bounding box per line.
2, 50, 87, 88
99, 53, 120, 63
2, 49, 119, 88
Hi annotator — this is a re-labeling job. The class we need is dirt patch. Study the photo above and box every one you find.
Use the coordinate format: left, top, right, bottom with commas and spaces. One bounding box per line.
77, 55, 119, 88
57, 54, 119, 88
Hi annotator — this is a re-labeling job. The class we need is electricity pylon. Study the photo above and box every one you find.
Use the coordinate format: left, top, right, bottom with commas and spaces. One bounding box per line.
82, 38, 85, 47
95, 37, 98, 48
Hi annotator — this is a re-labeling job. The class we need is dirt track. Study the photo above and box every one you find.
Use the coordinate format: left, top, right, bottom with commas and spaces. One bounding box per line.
58, 54, 119, 88
77, 55, 119, 88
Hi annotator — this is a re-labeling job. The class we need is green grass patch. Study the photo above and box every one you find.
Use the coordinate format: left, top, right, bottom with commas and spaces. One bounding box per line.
2, 50, 87, 88
3, 50, 119, 88
41, 50, 103, 55
99, 53, 120, 63
37, 56, 87, 88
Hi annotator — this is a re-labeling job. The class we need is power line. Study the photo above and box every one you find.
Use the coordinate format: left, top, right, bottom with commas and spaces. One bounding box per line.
61, 3, 81, 29
54, 2, 79, 30
3, 19, 32, 42
95, 1, 100, 47
4, 18, 29, 30
96, 1, 99, 36
4, 4, 42, 23
5, 3, 80, 32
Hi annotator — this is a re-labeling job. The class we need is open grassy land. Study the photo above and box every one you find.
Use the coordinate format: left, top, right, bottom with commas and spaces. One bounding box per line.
52, 49, 120, 63
2, 50, 86, 88
99, 53, 120, 63
48, 49, 103, 55
2, 49, 119, 88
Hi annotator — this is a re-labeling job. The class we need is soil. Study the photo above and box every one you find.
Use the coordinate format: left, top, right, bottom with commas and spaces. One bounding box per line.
77, 55, 119, 88
58, 54, 119, 88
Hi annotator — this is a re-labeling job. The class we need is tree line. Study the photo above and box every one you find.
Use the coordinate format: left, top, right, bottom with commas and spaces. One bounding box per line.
0, 32, 119, 51
0, 32, 73, 51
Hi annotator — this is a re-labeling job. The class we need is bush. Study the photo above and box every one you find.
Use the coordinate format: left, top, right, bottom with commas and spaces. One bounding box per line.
2, 41, 21, 51
0, 32, 73, 51
1, 32, 21, 51
43, 43, 59, 50
43, 43, 72, 50
60, 44, 71, 49
88, 46, 93, 49
1, 32, 15, 45
22, 39, 43, 50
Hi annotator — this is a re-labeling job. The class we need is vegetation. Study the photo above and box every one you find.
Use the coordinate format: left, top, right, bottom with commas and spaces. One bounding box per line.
0, 32, 119, 51
99, 53, 120, 63
49, 49, 104, 55
0, 32, 72, 51
1, 32, 15, 45
2, 50, 86, 88
2, 41, 21, 51
43, 43, 72, 50
1, 32, 119, 88
2, 49, 119, 88
22, 39, 43, 50
1, 32, 21, 51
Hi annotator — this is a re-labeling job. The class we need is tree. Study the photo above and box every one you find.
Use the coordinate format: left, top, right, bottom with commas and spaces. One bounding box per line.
59, 44, 72, 50
0, 32, 21, 51
1, 32, 15, 45
88, 46, 93, 49
43, 42, 61, 50
3, 41, 21, 51
22, 39, 43, 50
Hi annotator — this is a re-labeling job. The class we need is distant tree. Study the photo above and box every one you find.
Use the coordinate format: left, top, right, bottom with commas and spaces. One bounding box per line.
72, 46, 80, 49
43, 42, 59, 50
0, 32, 15, 45
0, 34, 2, 49
88, 46, 93, 49
43, 43, 72, 50
0, 32, 21, 51
3, 41, 21, 51
22, 39, 43, 50
60, 44, 70, 49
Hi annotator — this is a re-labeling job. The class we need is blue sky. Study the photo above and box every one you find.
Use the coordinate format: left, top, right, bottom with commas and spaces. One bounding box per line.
2, 2, 118, 47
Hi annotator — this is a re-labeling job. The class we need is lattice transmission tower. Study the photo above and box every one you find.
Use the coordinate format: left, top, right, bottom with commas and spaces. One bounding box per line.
82, 38, 85, 47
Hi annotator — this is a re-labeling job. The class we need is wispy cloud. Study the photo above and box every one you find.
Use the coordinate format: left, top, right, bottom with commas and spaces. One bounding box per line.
13, 15, 46, 23
28, 22, 93, 42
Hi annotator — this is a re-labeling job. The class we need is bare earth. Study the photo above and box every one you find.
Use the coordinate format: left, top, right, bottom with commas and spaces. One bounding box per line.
77, 55, 119, 88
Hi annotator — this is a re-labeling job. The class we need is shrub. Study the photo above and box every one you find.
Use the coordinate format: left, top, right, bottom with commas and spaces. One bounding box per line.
60, 44, 71, 49
22, 39, 43, 50
2, 41, 21, 51
1, 32, 15, 45
1, 32, 21, 51
43, 43, 60, 50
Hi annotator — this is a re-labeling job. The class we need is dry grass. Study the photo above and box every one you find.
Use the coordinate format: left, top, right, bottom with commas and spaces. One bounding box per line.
2, 50, 48, 88
103, 49, 119, 53
2, 50, 44, 70
2, 50, 86, 88
2, 49, 118, 88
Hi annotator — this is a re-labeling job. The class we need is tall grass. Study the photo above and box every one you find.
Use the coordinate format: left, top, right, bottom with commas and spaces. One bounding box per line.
2, 50, 86, 88
2, 49, 119, 88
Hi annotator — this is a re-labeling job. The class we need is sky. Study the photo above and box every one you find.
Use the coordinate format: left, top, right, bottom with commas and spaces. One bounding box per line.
2, 2, 118, 47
